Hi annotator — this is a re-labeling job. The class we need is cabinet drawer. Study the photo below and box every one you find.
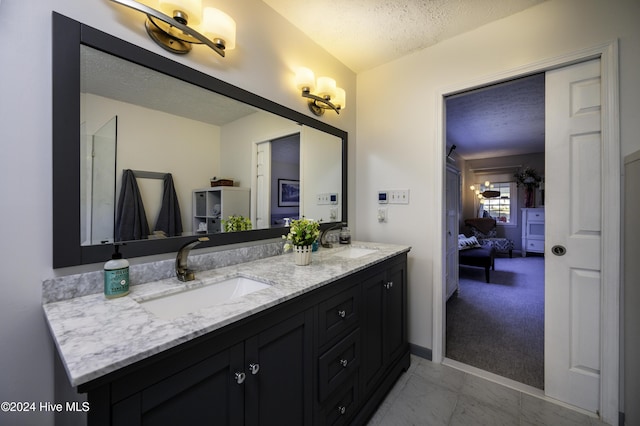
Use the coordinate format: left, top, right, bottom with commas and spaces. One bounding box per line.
318, 285, 360, 347
318, 329, 360, 402
526, 239, 545, 252
318, 374, 359, 426
526, 209, 545, 221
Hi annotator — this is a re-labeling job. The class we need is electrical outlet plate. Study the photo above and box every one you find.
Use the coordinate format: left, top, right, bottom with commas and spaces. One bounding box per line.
377, 207, 387, 222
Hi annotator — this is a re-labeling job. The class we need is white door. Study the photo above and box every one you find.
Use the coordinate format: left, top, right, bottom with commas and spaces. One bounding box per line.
255, 141, 271, 229
445, 166, 460, 300
545, 58, 602, 413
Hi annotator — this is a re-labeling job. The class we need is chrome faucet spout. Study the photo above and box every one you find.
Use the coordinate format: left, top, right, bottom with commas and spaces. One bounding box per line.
176, 236, 209, 281
320, 222, 345, 248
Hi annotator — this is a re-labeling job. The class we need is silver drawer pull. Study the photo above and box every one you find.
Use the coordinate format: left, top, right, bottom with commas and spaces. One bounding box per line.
385, 281, 394, 290
339, 358, 348, 368
235, 372, 246, 384
337, 310, 346, 318
249, 363, 260, 375
337, 406, 346, 415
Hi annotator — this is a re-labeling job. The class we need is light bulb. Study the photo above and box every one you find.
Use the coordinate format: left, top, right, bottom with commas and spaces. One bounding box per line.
202, 7, 236, 50
316, 77, 337, 99
333, 87, 346, 109
295, 68, 315, 91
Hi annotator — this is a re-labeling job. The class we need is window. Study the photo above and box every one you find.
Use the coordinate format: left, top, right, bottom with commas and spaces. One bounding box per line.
479, 182, 516, 225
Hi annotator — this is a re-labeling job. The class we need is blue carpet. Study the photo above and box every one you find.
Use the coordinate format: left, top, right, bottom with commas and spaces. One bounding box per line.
446, 255, 545, 389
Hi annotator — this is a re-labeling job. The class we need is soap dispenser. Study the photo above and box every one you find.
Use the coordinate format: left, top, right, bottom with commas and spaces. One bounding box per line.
104, 244, 130, 299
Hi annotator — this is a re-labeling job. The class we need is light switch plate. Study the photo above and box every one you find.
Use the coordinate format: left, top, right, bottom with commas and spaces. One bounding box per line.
380, 189, 410, 204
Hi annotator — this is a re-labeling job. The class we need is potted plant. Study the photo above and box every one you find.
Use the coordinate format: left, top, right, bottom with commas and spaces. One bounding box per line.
514, 167, 543, 208
222, 215, 252, 232
282, 218, 320, 266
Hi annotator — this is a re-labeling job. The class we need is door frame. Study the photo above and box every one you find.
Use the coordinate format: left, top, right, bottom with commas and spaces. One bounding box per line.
251, 128, 301, 229
432, 40, 620, 423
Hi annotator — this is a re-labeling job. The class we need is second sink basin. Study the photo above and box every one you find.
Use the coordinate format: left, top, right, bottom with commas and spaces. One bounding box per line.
332, 247, 378, 259
140, 276, 270, 320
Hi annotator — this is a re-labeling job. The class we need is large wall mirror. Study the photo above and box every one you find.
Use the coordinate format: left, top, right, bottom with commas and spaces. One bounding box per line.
53, 13, 347, 268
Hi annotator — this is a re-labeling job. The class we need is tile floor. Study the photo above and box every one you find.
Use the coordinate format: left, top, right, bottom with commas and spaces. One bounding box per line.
367, 356, 609, 426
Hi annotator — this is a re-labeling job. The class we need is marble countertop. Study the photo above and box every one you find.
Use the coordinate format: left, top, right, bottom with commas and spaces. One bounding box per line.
43, 242, 410, 388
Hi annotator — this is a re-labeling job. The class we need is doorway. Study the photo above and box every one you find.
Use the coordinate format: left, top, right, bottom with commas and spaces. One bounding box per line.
444, 74, 546, 390
433, 41, 620, 422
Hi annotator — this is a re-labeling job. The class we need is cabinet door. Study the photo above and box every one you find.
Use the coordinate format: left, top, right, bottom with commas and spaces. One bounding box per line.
361, 271, 386, 395
361, 261, 407, 397
384, 262, 407, 365
111, 344, 244, 426
244, 310, 314, 425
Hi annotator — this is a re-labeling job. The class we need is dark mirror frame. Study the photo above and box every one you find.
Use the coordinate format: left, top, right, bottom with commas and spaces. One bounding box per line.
52, 12, 348, 268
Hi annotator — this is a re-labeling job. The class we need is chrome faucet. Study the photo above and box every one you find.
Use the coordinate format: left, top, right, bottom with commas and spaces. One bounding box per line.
320, 222, 345, 248
176, 237, 209, 281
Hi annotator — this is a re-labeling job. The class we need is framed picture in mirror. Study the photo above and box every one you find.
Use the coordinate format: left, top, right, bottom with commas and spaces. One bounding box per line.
278, 179, 300, 207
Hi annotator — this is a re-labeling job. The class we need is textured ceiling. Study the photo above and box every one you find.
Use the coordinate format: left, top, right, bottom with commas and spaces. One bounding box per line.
446, 73, 545, 160
261, 0, 546, 72
81, 45, 259, 126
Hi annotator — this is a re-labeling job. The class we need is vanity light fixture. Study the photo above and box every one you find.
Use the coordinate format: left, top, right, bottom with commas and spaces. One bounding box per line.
108, 0, 236, 57
295, 67, 346, 116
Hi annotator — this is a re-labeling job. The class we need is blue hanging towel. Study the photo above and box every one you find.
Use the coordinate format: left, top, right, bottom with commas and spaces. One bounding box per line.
154, 173, 183, 237
115, 169, 150, 241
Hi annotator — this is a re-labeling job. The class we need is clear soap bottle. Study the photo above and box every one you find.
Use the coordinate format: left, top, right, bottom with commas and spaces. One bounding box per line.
104, 244, 130, 299
339, 226, 351, 244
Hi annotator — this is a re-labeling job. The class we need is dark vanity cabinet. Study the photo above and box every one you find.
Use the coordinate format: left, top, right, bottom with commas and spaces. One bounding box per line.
80, 253, 408, 425
104, 309, 314, 425
362, 262, 407, 397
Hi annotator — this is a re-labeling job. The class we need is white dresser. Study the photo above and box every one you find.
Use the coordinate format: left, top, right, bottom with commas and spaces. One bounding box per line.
521, 208, 545, 256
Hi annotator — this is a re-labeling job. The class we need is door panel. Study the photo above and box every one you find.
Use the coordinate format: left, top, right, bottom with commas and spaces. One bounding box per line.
545, 58, 601, 413
445, 166, 460, 300
255, 141, 271, 229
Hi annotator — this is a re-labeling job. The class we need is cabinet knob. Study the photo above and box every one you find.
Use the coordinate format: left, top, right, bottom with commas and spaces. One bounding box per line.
337, 406, 346, 415
339, 358, 348, 368
385, 281, 394, 290
235, 372, 246, 384
249, 363, 260, 375
337, 309, 346, 318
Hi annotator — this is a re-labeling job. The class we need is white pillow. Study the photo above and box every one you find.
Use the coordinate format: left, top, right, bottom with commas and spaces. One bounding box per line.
458, 235, 481, 250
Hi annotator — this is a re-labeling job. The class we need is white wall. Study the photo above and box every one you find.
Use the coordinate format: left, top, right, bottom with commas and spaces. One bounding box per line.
84, 93, 221, 234
356, 0, 640, 354
301, 126, 343, 223
220, 111, 299, 189
0, 0, 355, 424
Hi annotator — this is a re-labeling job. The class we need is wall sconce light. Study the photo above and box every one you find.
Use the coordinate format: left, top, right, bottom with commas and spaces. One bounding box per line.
109, 0, 236, 57
295, 67, 346, 116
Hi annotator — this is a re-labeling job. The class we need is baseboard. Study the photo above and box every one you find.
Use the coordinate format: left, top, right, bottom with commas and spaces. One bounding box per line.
409, 343, 432, 360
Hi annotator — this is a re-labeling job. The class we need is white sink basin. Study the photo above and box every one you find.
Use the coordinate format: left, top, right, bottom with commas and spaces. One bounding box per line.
332, 247, 378, 259
140, 276, 270, 320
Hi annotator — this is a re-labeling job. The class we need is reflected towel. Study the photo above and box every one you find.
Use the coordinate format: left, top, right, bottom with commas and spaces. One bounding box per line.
154, 173, 183, 237
116, 169, 150, 241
